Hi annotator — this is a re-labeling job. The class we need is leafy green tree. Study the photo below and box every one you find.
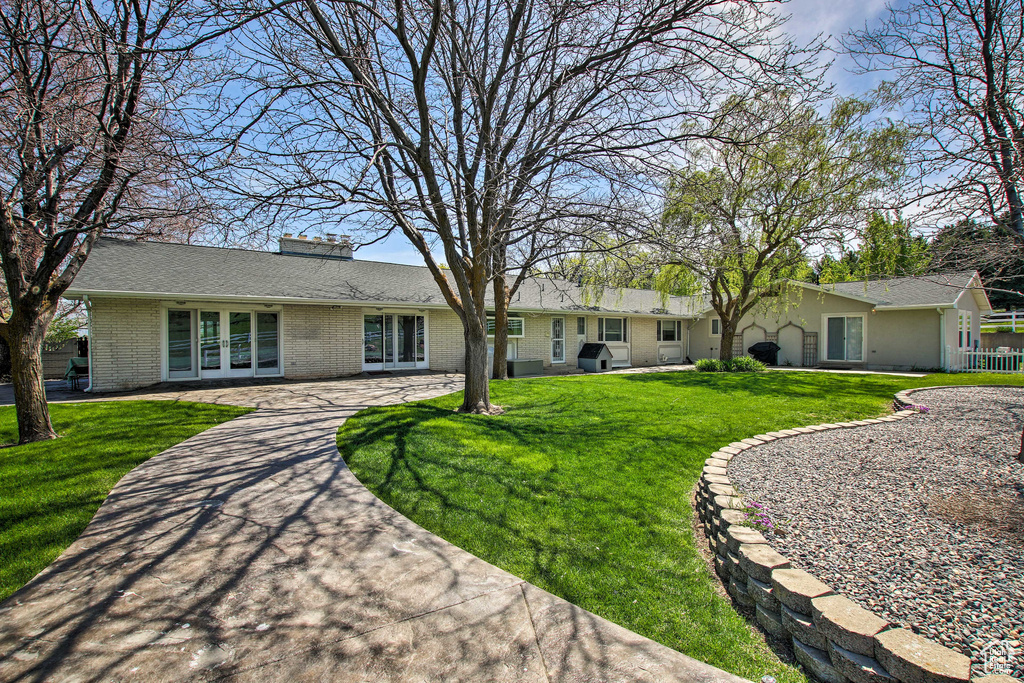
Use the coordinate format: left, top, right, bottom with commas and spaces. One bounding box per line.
656, 92, 908, 360
815, 212, 930, 283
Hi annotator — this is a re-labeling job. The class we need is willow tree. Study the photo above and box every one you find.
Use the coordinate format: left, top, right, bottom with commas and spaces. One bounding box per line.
657, 92, 909, 361
218, 0, 809, 411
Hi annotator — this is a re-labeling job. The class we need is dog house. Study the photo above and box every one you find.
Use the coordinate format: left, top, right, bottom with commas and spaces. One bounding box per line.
577, 343, 614, 372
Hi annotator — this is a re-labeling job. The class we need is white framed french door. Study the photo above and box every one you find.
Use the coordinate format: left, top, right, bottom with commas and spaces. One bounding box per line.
199, 310, 255, 378
363, 311, 429, 370
163, 306, 281, 381
551, 316, 566, 364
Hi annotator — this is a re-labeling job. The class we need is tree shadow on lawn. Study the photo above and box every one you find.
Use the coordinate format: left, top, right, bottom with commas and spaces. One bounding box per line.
619, 368, 908, 400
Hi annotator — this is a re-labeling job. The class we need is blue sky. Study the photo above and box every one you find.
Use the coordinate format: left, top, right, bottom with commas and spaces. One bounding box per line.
336, 0, 896, 267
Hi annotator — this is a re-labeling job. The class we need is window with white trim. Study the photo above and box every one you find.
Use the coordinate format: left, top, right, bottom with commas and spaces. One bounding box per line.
824, 315, 865, 362
598, 317, 627, 342
486, 316, 525, 338
710, 318, 721, 337
958, 311, 972, 349
657, 320, 682, 342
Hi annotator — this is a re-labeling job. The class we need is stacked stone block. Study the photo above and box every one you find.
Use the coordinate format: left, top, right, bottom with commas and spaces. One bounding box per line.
694, 389, 1017, 683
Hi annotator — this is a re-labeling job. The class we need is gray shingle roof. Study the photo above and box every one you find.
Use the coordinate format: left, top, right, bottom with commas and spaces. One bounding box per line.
66, 238, 701, 317
823, 271, 980, 308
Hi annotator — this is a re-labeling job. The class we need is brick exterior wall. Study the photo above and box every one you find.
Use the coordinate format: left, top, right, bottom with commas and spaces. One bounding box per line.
282, 304, 362, 378
89, 298, 162, 391
85, 296, 689, 391
427, 308, 465, 372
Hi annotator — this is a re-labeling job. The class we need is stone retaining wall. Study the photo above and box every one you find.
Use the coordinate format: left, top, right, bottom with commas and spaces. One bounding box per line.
695, 387, 1020, 683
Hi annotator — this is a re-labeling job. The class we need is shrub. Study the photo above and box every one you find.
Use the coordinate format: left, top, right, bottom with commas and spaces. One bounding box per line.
727, 356, 767, 373
696, 358, 727, 372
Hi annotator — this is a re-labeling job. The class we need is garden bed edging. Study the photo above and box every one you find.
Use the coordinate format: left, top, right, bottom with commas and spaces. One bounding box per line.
694, 386, 1021, 683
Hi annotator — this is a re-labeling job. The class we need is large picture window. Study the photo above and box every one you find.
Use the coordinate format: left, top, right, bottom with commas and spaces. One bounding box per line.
824, 315, 865, 362
598, 317, 627, 342
657, 320, 682, 342
486, 316, 525, 338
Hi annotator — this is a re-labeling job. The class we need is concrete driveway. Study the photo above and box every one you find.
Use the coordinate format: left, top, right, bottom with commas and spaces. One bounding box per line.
0, 373, 747, 682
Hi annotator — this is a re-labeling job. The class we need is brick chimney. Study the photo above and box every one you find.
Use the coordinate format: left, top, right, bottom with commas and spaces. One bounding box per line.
278, 234, 353, 260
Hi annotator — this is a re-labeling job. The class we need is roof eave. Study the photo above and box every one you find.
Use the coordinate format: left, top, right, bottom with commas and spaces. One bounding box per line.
63, 288, 699, 318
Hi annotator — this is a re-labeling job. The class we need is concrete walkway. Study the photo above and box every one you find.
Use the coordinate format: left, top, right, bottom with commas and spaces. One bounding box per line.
0, 373, 747, 683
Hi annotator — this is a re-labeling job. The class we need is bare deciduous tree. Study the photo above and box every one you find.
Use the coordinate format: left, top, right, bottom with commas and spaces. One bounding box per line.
216, 0, 808, 412
845, 0, 1024, 237
0, 0, 227, 443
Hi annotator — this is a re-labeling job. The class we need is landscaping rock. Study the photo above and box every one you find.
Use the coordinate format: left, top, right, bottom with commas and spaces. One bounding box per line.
828, 640, 896, 683
811, 594, 888, 657
747, 576, 781, 613
728, 386, 1024, 673
738, 544, 790, 583
874, 628, 971, 683
719, 509, 747, 530
729, 575, 754, 607
782, 604, 828, 651
793, 637, 849, 683
707, 483, 738, 499
757, 603, 787, 639
773, 568, 834, 614
726, 526, 767, 554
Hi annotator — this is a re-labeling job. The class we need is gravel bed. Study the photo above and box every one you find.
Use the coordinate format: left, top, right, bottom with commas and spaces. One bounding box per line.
728, 386, 1024, 676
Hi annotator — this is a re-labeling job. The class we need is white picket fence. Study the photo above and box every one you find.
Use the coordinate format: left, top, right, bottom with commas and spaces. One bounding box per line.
981, 310, 1024, 332
946, 346, 1024, 373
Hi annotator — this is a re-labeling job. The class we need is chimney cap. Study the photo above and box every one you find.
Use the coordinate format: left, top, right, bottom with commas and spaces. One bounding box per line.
298, 234, 308, 240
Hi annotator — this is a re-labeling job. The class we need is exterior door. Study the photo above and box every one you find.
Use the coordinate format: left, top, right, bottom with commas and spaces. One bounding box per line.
363, 313, 427, 370
199, 310, 254, 378
551, 317, 565, 364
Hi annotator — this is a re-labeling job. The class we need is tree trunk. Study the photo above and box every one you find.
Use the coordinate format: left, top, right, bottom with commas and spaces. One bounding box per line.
492, 274, 509, 381
460, 319, 496, 413
719, 325, 736, 362
7, 311, 57, 444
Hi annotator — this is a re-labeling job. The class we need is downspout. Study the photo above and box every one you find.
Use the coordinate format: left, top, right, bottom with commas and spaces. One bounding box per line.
84, 295, 94, 392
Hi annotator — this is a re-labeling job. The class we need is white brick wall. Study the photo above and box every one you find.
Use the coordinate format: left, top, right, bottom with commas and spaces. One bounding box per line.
282, 304, 363, 378
427, 308, 465, 372
89, 298, 162, 391
86, 296, 688, 391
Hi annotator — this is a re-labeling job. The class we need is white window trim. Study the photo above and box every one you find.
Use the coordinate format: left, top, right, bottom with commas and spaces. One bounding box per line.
361, 309, 431, 371
657, 319, 682, 342
958, 311, 973, 349
821, 312, 867, 363
598, 317, 628, 343
159, 302, 286, 382
487, 315, 526, 338
551, 316, 566, 364
709, 317, 721, 337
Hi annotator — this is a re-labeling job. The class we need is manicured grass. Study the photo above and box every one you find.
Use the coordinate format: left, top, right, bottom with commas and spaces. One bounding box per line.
0, 400, 251, 602
339, 371, 1024, 683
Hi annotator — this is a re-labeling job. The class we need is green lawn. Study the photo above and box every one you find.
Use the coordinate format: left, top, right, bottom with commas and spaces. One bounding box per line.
0, 400, 251, 602
339, 371, 1024, 683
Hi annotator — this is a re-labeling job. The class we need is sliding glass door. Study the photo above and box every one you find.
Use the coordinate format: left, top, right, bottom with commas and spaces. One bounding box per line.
363, 312, 427, 370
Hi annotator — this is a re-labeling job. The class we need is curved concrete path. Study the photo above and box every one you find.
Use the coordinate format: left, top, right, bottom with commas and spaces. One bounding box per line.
0, 374, 747, 682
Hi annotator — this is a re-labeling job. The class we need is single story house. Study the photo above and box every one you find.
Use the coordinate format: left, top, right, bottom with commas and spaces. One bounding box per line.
687, 272, 992, 371
63, 237, 992, 391
64, 237, 703, 392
